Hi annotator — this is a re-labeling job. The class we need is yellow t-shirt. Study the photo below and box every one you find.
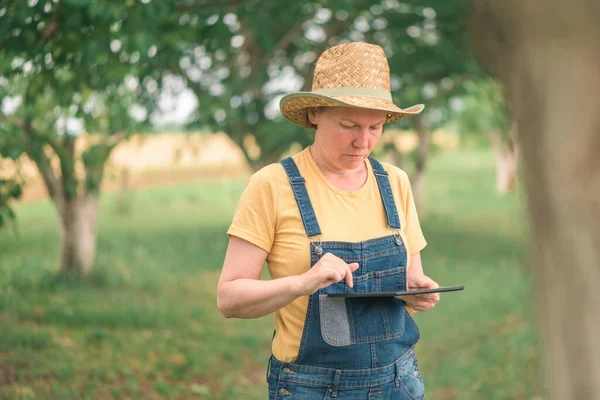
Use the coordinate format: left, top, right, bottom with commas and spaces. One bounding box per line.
227, 147, 426, 362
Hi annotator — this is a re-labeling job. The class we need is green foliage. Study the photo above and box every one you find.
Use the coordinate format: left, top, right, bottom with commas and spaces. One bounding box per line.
0, 116, 26, 228
1, 0, 492, 177
0, 148, 543, 399
0, 0, 177, 201
450, 78, 512, 137
0, 176, 22, 231
169, 0, 482, 168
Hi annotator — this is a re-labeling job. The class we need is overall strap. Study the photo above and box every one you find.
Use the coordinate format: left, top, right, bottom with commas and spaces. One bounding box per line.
280, 157, 322, 238
369, 157, 402, 230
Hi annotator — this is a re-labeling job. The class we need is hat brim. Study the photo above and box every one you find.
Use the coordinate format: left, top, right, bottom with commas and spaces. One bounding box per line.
280, 92, 424, 128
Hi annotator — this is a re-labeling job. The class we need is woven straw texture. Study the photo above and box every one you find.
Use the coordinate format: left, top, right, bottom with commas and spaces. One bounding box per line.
280, 42, 424, 128
312, 42, 390, 92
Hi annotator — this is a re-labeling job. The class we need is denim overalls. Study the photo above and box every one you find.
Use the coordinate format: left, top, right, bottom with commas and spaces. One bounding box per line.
267, 157, 425, 400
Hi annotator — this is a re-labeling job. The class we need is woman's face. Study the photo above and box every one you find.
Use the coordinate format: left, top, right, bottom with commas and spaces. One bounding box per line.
309, 107, 387, 171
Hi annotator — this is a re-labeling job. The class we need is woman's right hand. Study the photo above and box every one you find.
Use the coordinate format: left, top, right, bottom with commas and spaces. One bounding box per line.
296, 253, 359, 296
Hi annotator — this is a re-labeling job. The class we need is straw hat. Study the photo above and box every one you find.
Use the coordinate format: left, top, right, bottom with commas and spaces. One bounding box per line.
279, 42, 424, 128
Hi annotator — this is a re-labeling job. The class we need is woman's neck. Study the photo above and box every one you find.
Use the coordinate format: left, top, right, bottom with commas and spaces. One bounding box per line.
309, 145, 367, 191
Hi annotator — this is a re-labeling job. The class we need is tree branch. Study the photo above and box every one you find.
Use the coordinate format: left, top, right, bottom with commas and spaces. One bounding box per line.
239, 19, 263, 79
1, 109, 62, 207
41, 20, 61, 40
19, 123, 65, 214
1, 112, 61, 203
0, 110, 63, 158
37, 150, 64, 213
18, 78, 70, 213
103, 132, 126, 148
272, 18, 310, 56
55, 136, 77, 200
39, 0, 62, 41
80, 133, 125, 196
229, 128, 255, 169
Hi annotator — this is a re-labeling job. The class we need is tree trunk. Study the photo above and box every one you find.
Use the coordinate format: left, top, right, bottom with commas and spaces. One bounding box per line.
472, 2, 600, 399
491, 121, 519, 194
249, 149, 285, 172
58, 194, 99, 276
380, 141, 404, 170
390, 148, 404, 170
411, 116, 429, 212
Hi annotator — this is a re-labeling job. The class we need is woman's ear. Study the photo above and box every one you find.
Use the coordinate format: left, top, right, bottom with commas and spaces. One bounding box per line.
307, 108, 318, 126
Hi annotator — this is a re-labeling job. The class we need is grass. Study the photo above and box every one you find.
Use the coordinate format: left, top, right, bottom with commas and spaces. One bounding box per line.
0, 147, 543, 399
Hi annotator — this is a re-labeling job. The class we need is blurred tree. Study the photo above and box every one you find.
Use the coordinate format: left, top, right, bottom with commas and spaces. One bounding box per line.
0, 0, 175, 276
162, 1, 345, 170
473, 1, 600, 399
402, 74, 475, 208
168, 0, 479, 177
0, 130, 24, 231
374, 0, 477, 208
0, 176, 22, 231
0, 0, 498, 277
452, 78, 519, 194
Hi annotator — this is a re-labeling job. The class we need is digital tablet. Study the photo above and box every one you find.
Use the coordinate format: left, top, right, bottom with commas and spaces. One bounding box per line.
326, 285, 465, 298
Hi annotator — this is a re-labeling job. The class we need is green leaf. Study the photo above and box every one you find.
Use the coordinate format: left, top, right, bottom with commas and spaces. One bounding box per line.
9, 183, 22, 200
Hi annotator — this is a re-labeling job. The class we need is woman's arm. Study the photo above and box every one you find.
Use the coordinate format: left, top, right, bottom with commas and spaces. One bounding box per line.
217, 236, 304, 319
217, 236, 358, 319
407, 251, 426, 279
400, 251, 440, 311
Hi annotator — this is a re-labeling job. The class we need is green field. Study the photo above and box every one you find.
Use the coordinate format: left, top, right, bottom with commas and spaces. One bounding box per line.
0, 148, 544, 399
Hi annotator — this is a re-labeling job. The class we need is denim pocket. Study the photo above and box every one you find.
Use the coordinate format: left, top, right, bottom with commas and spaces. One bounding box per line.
350, 267, 405, 293
398, 352, 425, 400
319, 289, 406, 346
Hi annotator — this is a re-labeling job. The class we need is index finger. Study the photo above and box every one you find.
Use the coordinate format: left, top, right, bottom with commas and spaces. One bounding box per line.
345, 267, 354, 288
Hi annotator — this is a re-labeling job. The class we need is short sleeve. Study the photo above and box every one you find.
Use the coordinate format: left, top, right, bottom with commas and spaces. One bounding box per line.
399, 172, 427, 254
227, 165, 279, 253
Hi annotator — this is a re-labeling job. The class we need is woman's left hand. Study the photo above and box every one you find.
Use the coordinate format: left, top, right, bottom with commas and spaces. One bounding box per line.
397, 274, 440, 311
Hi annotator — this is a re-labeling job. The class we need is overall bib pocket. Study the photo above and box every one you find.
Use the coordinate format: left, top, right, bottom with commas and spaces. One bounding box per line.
318, 266, 407, 347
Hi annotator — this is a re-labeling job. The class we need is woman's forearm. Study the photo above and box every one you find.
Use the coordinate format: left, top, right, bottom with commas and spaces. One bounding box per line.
407, 252, 424, 280
217, 275, 304, 319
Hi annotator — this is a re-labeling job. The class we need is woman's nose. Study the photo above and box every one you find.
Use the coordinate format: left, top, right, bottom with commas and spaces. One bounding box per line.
353, 130, 370, 148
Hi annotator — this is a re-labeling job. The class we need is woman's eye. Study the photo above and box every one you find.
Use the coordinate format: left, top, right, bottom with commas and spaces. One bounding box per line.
341, 123, 355, 129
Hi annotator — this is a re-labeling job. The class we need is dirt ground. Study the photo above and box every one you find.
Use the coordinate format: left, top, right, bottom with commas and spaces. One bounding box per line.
2, 132, 252, 202
2, 130, 458, 203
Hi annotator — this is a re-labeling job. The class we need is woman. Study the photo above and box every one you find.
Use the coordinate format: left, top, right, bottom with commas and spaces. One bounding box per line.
218, 42, 440, 400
